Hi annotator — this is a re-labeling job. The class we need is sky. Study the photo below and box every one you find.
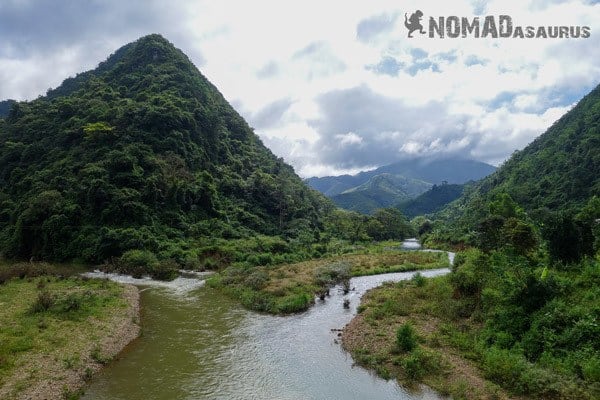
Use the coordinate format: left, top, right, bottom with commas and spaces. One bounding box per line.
0, 0, 599, 177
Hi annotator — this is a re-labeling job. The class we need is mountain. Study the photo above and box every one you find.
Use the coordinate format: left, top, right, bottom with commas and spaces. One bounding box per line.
398, 183, 464, 218
0, 34, 331, 263
445, 84, 600, 223
0, 100, 16, 118
331, 173, 431, 214
307, 158, 496, 198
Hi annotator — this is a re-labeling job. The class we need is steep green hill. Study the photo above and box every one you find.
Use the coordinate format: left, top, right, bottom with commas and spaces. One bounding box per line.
398, 183, 464, 218
0, 34, 331, 264
439, 83, 600, 244
477, 85, 600, 213
331, 173, 431, 214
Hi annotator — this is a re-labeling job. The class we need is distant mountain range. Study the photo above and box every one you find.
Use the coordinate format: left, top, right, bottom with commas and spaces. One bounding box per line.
330, 173, 432, 214
307, 158, 496, 214
398, 183, 465, 218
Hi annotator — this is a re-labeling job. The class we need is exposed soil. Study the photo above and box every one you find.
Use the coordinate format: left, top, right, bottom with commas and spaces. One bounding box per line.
1, 284, 140, 400
342, 302, 521, 400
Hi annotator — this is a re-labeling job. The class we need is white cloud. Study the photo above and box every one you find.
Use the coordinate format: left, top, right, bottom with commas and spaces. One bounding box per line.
336, 132, 364, 146
0, 0, 598, 177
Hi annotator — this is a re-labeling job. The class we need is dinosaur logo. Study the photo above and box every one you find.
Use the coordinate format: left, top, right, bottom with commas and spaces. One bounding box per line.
404, 10, 426, 38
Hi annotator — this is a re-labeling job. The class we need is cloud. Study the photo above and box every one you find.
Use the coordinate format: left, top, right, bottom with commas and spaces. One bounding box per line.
307, 85, 472, 169
256, 61, 280, 79
291, 41, 346, 79
356, 12, 398, 42
248, 98, 294, 129
0, 0, 599, 177
0, 0, 203, 100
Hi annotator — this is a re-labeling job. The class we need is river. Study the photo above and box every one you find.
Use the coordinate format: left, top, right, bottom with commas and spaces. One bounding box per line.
82, 240, 452, 400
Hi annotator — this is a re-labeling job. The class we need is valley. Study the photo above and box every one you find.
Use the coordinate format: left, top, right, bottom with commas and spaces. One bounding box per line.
0, 31, 598, 400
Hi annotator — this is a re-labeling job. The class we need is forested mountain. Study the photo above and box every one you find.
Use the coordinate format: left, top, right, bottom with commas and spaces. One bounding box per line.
409, 84, 600, 399
0, 100, 16, 118
331, 173, 431, 214
306, 158, 495, 197
397, 183, 464, 218
474, 84, 600, 213
437, 83, 600, 250
0, 34, 331, 263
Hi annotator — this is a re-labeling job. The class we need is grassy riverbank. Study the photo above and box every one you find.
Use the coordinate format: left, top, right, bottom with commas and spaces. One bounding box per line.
342, 263, 599, 400
207, 242, 449, 314
0, 263, 139, 400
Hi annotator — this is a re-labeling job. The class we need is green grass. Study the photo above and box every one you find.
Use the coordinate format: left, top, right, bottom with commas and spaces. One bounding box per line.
0, 271, 127, 398
344, 269, 599, 400
207, 241, 450, 315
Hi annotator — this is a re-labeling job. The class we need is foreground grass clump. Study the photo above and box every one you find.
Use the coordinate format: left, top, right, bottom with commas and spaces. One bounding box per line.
0, 267, 134, 400
343, 252, 600, 400
207, 243, 449, 314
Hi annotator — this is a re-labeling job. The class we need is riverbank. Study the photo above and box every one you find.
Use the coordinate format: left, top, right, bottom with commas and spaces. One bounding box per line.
342, 275, 517, 400
0, 275, 140, 400
207, 246, 449, 314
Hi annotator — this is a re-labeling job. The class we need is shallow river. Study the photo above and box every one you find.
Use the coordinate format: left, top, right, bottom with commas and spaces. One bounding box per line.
82, 241, 452, 400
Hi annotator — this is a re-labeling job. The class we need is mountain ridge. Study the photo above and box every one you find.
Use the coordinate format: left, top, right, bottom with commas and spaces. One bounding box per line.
0, 34, 331, 263
307, 158, 496, 198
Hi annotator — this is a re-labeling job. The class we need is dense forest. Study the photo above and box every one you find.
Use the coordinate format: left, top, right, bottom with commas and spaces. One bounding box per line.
0, 35, 335, 269
394, 83, 600, 398
431, 84, 600, 250
0, 35, 420, 280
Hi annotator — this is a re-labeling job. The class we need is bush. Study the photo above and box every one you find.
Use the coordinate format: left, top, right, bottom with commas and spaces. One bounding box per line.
244, 271, 269, 290
482, 347, 527, 390
150, 259, 179, 281
314, 261, 351, 287
396, 323, 418, 352
582, 356, 600, 383
115, 249, 178, 281
411, 272, 426, 287
275, 293, 311, 314
30, 290, 55, 313
118, 249, 164, 278
402, 348, 441, 380
450, 248, 488, 298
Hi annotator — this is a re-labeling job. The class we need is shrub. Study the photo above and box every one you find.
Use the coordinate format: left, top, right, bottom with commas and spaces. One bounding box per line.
244, 271, 269, 290
582, 355, 600, 383
120, 249, 158, 269
411, 272, 426, 287
275, 293, 311, 314
150, 259, 179, 281
402, 349, 429, 379
30, 290, 55, 313
482, 347, 526, 390
396, 323, 418, 352
118, 249, 175, 279
314, 261, 351, 287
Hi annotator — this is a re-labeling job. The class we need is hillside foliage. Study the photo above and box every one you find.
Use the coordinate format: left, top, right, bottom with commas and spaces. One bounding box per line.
0, 35, 332, 265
